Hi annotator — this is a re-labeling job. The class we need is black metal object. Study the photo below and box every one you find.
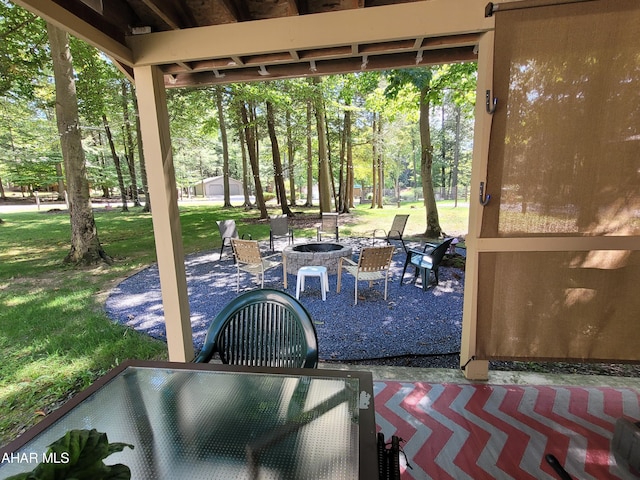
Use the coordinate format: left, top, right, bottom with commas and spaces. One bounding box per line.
545, 454, 573, 480
377, 433, 401, 480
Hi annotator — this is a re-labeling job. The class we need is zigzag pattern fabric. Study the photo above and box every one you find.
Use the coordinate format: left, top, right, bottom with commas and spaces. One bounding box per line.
374, 382, 640, 479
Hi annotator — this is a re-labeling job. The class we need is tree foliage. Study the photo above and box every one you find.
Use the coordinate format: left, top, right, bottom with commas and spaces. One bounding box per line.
2, 2, 477, 241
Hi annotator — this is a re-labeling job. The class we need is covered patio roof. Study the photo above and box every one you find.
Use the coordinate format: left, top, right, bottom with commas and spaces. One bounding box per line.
14, 0, 489, 87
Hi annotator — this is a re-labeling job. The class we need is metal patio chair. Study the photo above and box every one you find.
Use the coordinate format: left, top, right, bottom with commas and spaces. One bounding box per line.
337, 245, 394, 305
372, 214, 409, 251
231, 239, 281, 292
269, 215, 293, 250
317, 212, 339, 241
194, 288, 318, 368
216, 219, 251, 258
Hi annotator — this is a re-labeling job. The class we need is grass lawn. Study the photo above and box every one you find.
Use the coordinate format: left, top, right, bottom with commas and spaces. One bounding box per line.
0, 199, 468, 447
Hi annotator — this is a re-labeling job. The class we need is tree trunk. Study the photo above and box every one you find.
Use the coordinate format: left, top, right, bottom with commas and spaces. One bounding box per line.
121, 80, 140, 207
305, 101, 313, 207
453, 104, 461, 207
370, 113, 377, 209
419, 87, 441, 238
338, 109, 347, 213
376, 116, 384, 209
216, 88, 232, 207
132, 90, 151, 212
266, 102, 292, 216
285, 110, 296, 206
238, 128, 252, 208
0, 176, 5, 200
346, 108, 354, 209
102, 114, 128, 212
240, 102, 268, 219
47, 22, 111, 264
313, 87, 332, 213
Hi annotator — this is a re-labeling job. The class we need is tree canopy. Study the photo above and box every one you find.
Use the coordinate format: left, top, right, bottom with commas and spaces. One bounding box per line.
1, 1, 477, 241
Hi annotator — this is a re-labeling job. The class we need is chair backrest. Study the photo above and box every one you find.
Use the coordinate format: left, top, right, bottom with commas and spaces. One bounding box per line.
194, 289, 319, 368
429, 238, 454, 266
358, 246, 394, 272
388, 215, 409, 239
217, 219, 239, 245
321, 212, 338, 230
270, 215, 289, 236
231, 239, 262, 265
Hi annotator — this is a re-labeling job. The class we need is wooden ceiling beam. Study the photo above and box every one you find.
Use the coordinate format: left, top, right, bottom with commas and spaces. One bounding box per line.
128, 0, 492, 66
165, 46, 477, 88
138, 0, 195, 30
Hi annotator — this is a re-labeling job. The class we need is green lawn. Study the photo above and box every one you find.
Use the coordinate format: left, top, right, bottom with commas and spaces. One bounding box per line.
0, 200, 468, 447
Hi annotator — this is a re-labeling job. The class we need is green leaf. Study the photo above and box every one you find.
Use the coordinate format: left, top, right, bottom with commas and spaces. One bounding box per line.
4, 429, 134, 480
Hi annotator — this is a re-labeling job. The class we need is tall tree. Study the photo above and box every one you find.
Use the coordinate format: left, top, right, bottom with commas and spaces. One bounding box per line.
304, 100, 314, 207
102, 113, 128, 211
311, 78, 333, 212
215, 87, 232, 207
121, 80, 140, 207
47, 22, 110, 264
266, 100, 292, 215
240, 101, 268, 219
385, 68, 441, 237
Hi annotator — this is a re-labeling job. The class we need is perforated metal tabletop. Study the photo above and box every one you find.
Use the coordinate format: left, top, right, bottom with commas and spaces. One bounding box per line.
0, 361, 377, 479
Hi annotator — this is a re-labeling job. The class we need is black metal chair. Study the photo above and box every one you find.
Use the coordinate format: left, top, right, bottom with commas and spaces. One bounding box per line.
401, 238, 454, 290
372, 214, 409, 251
194, 289, 319, 368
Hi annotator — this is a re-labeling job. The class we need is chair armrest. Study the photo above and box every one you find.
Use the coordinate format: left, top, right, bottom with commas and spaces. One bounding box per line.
241, 233, 253, 240
263, 252, 281, 261
372, 228, 387, 237
340, 257, 357, 267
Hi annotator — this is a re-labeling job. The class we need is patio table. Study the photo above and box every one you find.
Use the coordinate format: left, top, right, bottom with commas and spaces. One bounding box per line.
0, 360, 377, 479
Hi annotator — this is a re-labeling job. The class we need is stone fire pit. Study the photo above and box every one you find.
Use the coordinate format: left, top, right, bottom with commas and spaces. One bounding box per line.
283, 242, 353, 276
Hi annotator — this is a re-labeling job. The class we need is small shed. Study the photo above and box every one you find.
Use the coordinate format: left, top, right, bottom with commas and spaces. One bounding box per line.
194, 176, 242, 197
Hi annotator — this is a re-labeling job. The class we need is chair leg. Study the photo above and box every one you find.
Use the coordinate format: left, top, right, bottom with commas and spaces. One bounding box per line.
400, 256, 412, 286
384, 273, 389, 300
296, 274, 302, 299
420, 268, 429, 291
236, 266, 240, 293
354, 278, 358, 305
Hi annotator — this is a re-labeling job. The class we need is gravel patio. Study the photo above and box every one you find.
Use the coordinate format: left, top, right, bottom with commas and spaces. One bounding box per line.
105, 237, 465, 362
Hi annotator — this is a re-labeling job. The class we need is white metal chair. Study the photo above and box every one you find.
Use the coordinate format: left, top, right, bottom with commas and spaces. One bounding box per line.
337, 246, 394, 305
230, 239, 281, 292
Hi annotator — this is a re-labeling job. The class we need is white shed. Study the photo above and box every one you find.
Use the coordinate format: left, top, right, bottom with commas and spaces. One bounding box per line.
194, 176, 243, 197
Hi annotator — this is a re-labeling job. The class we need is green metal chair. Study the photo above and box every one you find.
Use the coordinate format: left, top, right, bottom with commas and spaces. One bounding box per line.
194, 289, 319, 368
401, 238, 454, 290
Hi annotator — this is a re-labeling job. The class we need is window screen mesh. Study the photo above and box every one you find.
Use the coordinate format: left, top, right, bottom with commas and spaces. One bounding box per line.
476, 0, 640, 362
482, 0, 640, 238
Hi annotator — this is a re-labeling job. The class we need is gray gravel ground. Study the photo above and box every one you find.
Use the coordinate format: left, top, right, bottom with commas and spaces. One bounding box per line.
105, 237, 465, 362
105, 236, 640, 377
